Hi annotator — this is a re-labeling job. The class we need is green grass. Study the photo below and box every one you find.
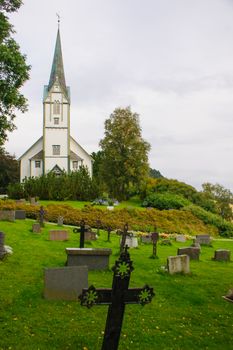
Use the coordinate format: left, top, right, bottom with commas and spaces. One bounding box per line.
38, 196, 143, 210
0, 220, 233, 350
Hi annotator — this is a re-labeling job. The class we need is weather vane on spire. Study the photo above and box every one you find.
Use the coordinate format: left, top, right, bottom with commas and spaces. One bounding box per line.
56, 13, 60, 28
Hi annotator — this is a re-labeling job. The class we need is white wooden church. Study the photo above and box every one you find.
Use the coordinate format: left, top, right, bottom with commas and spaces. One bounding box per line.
19, 28, 93, 181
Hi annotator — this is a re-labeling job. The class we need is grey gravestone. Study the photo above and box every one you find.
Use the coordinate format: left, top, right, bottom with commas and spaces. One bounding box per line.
0, 231, 6, 260
141, 235, 152, 243
123, 235, 138, 248
0, 210, 15, 222
178, 247, 200, 260
57, 216, 63, 226
15, 210, 26, 220
44, 266, 88, 300
30, 197, 36, 205
167, 255, 190, 274
213, 249, 231, 262
66, 248, 112, 270
32, 223, 41, 233
176, 234, 186, 242
195, 235, 211, 245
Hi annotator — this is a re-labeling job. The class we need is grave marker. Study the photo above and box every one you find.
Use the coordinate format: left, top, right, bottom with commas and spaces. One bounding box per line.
49, 230, 69, 241
178, 247, 200, 260
195, 234, 211, 246
167, 255, 190, 274
119, 223, 129, 253
57, 216, 64, 226
151, 231, 159, 257
32, 223, 41, 233
38, 206, 46, 227
73, 220, 89, 248
79, 247, 155, 350
213, 249, 231, 262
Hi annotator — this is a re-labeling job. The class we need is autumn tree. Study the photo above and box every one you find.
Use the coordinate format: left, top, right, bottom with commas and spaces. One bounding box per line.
99, 107, 150, 200
0, 0, 30, 145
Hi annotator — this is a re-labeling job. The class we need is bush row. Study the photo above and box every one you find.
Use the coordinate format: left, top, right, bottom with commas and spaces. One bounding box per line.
0, 200, 220, 236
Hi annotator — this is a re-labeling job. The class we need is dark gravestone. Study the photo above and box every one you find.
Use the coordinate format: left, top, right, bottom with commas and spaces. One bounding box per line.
151, 232, 159, 257
0, 232, 7, 260
213, 249, 231, 262
79, 247, 155, 350
38, 206, 46, 227
15, 210, 26, 220
119, 223, 129, 253
178, 247, 200, 260
44, 266, 88, 300
195, 234, 211, 245
66, 248, 112, 270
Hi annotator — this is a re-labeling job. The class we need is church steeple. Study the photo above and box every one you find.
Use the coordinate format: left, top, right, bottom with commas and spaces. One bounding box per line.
48, 28, 67, 96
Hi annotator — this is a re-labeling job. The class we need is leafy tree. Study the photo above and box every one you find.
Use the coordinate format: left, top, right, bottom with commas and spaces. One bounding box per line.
0, 0, 30, 145
149, 168, 163, 179
0, 147, 19, 192
99, 107, 150, 200
202, 183, 233, 220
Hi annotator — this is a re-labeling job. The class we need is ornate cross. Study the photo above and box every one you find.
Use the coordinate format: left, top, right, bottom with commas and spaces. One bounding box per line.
73, 220, 89, 248
79, 246, 155, 350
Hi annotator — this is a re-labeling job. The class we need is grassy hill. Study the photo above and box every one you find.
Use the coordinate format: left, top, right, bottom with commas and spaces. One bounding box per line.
0, 219, 233, 349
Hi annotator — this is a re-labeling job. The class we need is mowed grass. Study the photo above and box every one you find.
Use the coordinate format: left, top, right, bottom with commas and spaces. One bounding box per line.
0, 220, 233, 350
39, 197, 143, 210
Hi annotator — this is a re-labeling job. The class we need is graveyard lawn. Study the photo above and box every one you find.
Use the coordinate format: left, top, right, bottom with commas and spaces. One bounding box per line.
0, 220, 233, 350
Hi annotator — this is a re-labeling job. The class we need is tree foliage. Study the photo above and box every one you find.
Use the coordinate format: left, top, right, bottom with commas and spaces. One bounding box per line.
149, 168, 163, 179
99, 107, 150, 200
202, 183, 233, 220
0, 0, 30, 145
0, 146, 19, 192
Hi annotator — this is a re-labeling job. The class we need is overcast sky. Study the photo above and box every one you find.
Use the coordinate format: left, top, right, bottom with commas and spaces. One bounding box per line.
5, 0, 233, 191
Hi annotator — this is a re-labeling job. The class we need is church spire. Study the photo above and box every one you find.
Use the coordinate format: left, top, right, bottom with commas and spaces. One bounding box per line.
48, 28, 67, 95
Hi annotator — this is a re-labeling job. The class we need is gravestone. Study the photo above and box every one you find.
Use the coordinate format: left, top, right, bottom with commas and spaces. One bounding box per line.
0, 210, 15, 222
195, 234, 211, 245
66, 248, 112, 270
141, 234, 152, 244
79, 247, 155, 350
30, 197, 36, 205
124, 234, 138, 248
151, 232, 159, 257
167, 255, 190, 274
0, 232, 7, 260
57, 216, 64, 226
15, 210, 26, 220
44, 266, 88, 300
49, 230, 69, 241
176, 234, 186, 242
177, 247, 200, 260
106, 226, 112, 242
38, 206, 46, 227
84, 230, 97, 241
213, 249, 231, 262
223, 290, 233, 303
32, 223, 41, 233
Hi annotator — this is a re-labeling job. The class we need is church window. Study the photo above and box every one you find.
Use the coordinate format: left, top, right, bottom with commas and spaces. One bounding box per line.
54, 117, 59, 125
73, 161, 78, 170
35, 161, 41, 168
52, 145, 60, 155
53, 100, 60, 114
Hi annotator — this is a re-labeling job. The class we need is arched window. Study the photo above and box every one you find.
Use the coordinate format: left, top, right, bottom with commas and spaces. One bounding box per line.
53, 100, 60, 114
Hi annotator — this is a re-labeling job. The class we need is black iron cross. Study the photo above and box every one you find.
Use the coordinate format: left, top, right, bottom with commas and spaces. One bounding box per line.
120, 223, 129, 253
79, 246, 155, 350
73, 220, 89, 248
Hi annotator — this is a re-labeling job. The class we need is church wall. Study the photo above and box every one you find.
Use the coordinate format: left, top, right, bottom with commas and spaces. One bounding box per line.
44, 158, 68, 173
70, 138, 92, 176
20, 138, 43, 181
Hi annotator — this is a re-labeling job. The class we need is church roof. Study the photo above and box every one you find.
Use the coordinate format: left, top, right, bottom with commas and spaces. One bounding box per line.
70, 150, 83, 161
47, 28, 69, 99
30, 150, 43, 160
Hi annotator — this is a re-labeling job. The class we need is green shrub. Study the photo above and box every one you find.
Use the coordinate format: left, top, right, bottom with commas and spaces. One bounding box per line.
142, 193, 190, 210
183, 205, 233, 237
